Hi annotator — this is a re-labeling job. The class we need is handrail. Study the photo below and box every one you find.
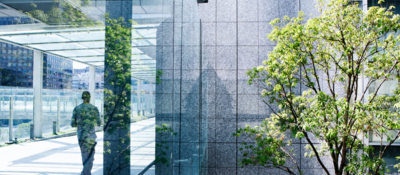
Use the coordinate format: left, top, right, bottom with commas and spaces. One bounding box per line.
137, 160, 155, 175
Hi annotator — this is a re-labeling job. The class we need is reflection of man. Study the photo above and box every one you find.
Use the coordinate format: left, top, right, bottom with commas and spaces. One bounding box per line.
71, 91, 101, 175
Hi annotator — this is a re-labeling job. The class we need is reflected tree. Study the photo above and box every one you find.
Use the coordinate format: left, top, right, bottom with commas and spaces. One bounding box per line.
103, 14, 133, 175
23, 0, 101, 26
0, 69, 17, 86
0, 128, 8, 144
155, 124, 177, 166
15, 123, 30, 139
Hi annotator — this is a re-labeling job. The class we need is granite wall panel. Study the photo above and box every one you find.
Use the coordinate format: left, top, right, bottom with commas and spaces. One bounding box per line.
198, 0, 216, 22
259, 0, 279, 22
238, 0, 258, 22
238, 46, 258, 70
238, 22, 258, 46
216, 0, 237, 22
195, 0, 325, 174
216, 22, 237, 45
216, 46, 237, 70
202, 23, 217, 46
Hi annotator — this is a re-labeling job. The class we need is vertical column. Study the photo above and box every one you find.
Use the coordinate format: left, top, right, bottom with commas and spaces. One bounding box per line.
362, 0, 368, 13
57, 97, 60, 132
137, 79, 141, 116
24, 92, 27, 112
131, 92, 133, 118
9, 96, 13, 141
89, 65, 96, 105
33, 50, 43, 138
104, 1, 132, 174
150, 82, 153, 113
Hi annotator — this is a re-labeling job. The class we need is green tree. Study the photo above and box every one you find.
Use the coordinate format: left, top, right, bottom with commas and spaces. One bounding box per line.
235, 0, 400, 174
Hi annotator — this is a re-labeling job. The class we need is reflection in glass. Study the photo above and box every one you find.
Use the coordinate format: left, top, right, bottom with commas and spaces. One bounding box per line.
103, 13, 132, 174
0, 0, 208, 174
0, 42, 33, 88
0, 87, 33, 144
372, 146, 400, 175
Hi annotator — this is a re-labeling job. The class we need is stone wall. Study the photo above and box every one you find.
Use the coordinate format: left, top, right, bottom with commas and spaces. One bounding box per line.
198, 0, 329, 174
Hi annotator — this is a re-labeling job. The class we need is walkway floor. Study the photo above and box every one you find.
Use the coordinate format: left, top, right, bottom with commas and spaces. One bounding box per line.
0, 118, 155, 175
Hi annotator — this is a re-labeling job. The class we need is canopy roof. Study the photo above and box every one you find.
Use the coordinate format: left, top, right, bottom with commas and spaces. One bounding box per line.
0, 0, 169, 83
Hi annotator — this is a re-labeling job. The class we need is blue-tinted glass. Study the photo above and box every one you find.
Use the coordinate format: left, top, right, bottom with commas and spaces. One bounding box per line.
6, 17, 11, 25
0, 42, 33, 88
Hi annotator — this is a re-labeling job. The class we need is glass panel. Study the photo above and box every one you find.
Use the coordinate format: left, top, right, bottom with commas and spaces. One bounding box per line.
50, 49, 104, 57
0, 41, 34, 88
95, 89, 104, 118
132, 39, 157, 46
28, 42, 105, 51
12, 87, 34, 141
133, 29, 157, 38
0, 86, 34, 144
56, 31, 105, 41
79, 41, 106, 49
0, 0, 106, 173
41, 88, 82, 135
0, 0, 208, 174
0, 35, 70, 44
368, 0, 400, 14
372, 146, 400, 175
0, 87, 11, 145
59, 89, 78, 132
132, 48, 144, 54
129, 0, 169, 173
90, 62, 104, 66
131, 78, 156, 174
76, 57, 105, 62
369, 79, 400, 143
42, 89, 58, 136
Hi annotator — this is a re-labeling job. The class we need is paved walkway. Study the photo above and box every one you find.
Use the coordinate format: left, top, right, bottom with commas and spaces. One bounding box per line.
0, 118, 155, 175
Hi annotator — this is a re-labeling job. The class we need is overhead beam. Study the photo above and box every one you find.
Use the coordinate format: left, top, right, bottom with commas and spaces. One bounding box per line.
0, 26, 158, 36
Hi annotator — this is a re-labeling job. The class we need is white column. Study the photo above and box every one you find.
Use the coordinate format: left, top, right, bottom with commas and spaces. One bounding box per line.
88, 66, 96, 105
33, 50, 43, 137
9, 96, 13, 141
363, 0, 368, 13
150, 82, 153, 113
137, 80, 141, 116
57, 97, 60, 132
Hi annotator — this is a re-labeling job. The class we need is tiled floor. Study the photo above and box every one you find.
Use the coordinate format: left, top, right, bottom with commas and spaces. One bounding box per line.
0, 118, 155, 175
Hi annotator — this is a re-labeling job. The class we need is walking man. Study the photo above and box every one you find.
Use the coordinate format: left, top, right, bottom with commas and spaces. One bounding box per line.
71, 91, 101, 175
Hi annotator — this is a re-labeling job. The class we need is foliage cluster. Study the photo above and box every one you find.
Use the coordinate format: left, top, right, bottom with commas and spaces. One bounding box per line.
25, 0, 101, 26
155, 124, 177, 166
235, 0, 400, 174
102, 13, 133, 175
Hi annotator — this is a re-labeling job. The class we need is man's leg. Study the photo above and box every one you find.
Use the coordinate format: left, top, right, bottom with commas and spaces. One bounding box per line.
79, 141, 96, 175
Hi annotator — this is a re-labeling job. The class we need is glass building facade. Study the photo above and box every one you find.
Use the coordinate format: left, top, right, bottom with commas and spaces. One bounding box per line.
0, 42, 33, 87
0, 0, 400, 175
43, 54, 73, 89
0, 41, 74, 89
0, 0, 204, 174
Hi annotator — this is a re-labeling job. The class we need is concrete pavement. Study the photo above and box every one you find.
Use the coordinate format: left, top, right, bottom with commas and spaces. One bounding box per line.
0, 118, 155, 175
